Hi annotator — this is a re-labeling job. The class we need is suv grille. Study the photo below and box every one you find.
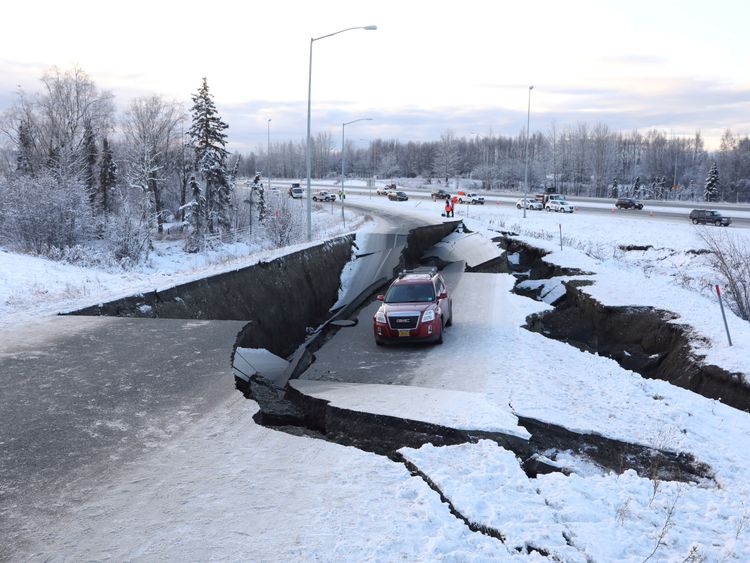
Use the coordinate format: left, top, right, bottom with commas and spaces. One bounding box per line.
387, 313, 419, 330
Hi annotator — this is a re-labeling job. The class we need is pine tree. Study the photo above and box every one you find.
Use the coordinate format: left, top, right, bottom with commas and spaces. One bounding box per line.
611, 178, 619, 198
632, 176, 641, 197
184, 175, 206, 252
186, 78, 231, 234
98, 137, 117, 214
16, 120, 35, 175
253, 173, 266, 223
83, 120, 98, 204
704, 162, 720, 202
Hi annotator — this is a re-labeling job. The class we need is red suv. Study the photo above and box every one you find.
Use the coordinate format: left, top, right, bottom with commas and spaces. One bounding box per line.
373, 268, 453, 345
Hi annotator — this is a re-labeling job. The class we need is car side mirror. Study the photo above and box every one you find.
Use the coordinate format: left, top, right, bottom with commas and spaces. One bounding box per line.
376, 294, 385, 301
438, 292, 448, 300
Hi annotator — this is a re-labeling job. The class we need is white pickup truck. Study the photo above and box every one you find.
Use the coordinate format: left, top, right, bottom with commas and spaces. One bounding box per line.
457, 192, 485, 205
376, 184, 398, 196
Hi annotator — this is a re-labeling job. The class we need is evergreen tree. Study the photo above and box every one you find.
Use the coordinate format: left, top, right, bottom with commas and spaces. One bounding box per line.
704, 162, 720, 202
16, 120, 35, 175
186, 78, 231, 234
253, 173, 266, 223
632, 176, 641, 197
98, 137, 117, 214
83, 120, 98, 203
611, 178, 619, 198
184, 175, 206, 252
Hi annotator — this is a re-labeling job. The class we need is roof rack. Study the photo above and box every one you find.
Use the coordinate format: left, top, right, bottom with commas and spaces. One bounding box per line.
398, 266, 437, 278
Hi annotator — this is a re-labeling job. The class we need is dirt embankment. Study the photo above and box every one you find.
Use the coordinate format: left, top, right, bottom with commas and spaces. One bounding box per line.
502, 238, 750, 412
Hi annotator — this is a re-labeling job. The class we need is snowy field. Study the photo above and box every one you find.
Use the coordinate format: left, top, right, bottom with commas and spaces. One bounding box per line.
4, 188, 750, 561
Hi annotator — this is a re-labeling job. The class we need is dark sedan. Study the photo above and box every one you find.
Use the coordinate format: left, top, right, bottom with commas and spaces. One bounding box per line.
388, 191, 409, 201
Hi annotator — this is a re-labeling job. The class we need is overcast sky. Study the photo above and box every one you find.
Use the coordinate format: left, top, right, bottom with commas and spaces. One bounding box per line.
2, 0, 749, 151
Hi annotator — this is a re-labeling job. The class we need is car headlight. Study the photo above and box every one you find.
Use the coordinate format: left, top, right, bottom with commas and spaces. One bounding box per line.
421, 309, 435, 323
375, 311, 386, 324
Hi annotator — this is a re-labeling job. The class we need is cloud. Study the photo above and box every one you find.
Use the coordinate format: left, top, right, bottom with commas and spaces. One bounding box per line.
220, 77, 750, 152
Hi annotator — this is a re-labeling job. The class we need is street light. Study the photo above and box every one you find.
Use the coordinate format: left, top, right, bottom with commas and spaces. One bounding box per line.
305, 25, 377, 241
341, 118, 373, 227
523, 85, 534, 219
267, 118, 272, 193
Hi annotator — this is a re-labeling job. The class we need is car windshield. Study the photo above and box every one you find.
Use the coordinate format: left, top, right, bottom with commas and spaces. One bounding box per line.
385, 283, 435, 303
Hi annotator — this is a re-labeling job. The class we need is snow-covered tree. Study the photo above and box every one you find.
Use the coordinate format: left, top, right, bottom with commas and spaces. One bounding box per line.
704, 162, 720, 202
15, 119, 35, 175
82, 120, 98, 203
98, 137, 117, 214
37, 66, 114, 181
433, 131, 459, 183
632, 176, 641, 198
186, 78, 231, 234
184, 175, 206, 253
122, 95, 184, 233
252, 173, 266, 224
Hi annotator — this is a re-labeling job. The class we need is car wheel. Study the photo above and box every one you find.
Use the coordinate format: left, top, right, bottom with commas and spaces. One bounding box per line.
375, 339, 384, 346
435, 320, 444, 345
715, 220, 722, 226
691, 218, 699, 224
638, 205, 643, 210
517, 204, 522, 209
445, 306, 453, 327
546, 207, 551, 212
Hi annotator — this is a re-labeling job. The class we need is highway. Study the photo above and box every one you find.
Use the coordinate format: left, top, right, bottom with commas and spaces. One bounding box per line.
267, 179, 750, 229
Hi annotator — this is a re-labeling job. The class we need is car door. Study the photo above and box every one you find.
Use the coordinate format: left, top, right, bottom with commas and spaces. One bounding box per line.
435, 277, 451, 322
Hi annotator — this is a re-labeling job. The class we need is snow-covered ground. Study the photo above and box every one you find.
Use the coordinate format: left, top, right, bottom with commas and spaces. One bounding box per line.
4, 189, 750, 561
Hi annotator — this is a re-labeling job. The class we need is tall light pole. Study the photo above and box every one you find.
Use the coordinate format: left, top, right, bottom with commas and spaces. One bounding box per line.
266, 118, 272, 193
305, 25, 377, 241
341, 118, 372, 227
523, 85, 534, 219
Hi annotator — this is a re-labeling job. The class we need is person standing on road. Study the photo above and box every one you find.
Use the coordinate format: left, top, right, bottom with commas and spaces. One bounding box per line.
444, 198, 452, 217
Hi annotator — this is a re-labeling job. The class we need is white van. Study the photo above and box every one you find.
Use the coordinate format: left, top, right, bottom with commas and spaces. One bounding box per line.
289, 183, 303, 198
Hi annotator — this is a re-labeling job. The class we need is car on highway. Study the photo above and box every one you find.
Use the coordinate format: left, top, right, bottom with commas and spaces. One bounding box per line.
289, 184, 304, 199
373, 267, 452, 345
431, 189, 450, 200
516, 198, 543, 210
312, 191, 336, 202
377, 184, 398, 196
546, 200, 575, 213
457, 192, 485, 205
689, 209, 732, 226
615, 197, 644, 210
388, 191, 409, 201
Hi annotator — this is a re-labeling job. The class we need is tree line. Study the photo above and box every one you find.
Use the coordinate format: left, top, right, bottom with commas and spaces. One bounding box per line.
0, 66, 306, 267
250, 126, 750, 203
2, 65, 749, 268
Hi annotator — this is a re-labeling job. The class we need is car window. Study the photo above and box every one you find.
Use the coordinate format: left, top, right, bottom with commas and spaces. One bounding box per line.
385, 283, 435, 303
435, 279, 445, 295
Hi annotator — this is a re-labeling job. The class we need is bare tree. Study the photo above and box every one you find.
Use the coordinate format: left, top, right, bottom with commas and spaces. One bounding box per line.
433, 131, 459, 186
36, 66, 114, 180
698, 228, 750, 320
122, 95, 185, 233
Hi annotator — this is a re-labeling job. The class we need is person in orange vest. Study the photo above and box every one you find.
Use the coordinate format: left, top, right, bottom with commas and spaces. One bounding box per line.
444, 198, 452, 217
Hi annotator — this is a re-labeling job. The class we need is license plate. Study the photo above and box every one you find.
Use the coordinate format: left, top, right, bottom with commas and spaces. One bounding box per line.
398, 329, 411, 337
